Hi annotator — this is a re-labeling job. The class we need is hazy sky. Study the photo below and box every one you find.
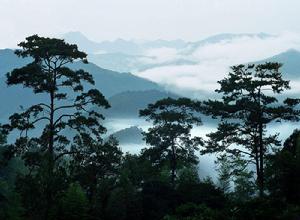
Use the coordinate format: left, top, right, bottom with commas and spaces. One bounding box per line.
1, 0, 300, 48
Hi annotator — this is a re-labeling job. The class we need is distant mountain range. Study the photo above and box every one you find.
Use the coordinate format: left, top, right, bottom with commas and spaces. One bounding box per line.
88, 53, 198, 73
63, 32, 190, 72
63, 31, 272, 55
62, 32, 278, 73
63, 31, 186, 55
1, 33, 300, 119
183, 32, 273, 54
0, 49, 164, 119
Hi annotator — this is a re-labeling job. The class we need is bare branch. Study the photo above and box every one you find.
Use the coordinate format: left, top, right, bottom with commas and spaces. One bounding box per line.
54, 114, 74, 126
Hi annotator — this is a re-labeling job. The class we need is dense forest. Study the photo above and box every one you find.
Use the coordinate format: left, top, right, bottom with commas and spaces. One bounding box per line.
1, 35, 300, 220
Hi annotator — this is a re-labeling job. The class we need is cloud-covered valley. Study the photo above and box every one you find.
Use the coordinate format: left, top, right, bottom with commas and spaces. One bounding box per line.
134, 32, 300, 94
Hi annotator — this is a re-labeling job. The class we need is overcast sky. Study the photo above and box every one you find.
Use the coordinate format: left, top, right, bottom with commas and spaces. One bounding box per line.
1, 0, 300, 48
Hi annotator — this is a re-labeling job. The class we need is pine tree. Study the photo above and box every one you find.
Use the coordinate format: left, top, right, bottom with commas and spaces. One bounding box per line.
3, 35, 110, 218
201, 63, 300, 196
140, 97, 203, 186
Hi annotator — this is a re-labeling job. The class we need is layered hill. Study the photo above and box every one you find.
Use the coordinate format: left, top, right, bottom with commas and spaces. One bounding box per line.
102, 90, 179, 118
0, 49, 163, 118
252, 49, 300, 79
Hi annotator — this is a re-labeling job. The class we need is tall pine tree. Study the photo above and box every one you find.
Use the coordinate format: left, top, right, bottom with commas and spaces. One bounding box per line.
201, 63, 300, 196
140, 98, 203, 186
3, 35, 110, 218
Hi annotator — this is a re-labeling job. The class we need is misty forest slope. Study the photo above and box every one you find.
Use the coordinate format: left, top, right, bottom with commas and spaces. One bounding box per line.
98, 90, 179, 118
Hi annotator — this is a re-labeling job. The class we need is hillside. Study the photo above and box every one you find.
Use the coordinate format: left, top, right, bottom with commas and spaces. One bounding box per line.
109, 126, 144, 145
0, 49, 31, 77
70, 61, 163, 97
252, 49, 300, 79
99, 90, 179, 118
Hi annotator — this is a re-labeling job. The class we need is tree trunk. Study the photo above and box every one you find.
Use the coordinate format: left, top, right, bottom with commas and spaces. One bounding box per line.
257, 88, 264, 197
254, 140, 261, 194
45, 70, 56, 220
258, 121, 264, 197
170, 142, 177, 187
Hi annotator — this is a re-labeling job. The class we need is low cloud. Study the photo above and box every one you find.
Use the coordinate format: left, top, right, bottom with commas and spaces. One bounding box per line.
138, 47, 183, 64
134, 32, 300, 94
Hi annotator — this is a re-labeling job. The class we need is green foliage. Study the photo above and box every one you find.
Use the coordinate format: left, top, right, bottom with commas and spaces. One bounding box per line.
121, 152, 168, 188
140, 97, 203, 185
0, 129, 24, 220
105, 172, 142, 220
216, 155, 231, 193
177, 177, 226, 209
233, 169, 255, 201
141, 180, 177, 220
0, 181, 23, 220
177, 166, 200, 186
0, 131, 25, 185
164, 203, 220, 220
69, 137, 122, 200
59, 183, 88, 220
216, 154, 256, 200
266, 129, 300, 203
15, 163, 69, 220
232, 197, 300, 220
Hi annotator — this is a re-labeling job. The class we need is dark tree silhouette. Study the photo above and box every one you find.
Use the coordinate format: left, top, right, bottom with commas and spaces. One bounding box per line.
140, 97, 203, 186
266, 129, 300, 203
201, 63, 300, 196
3, 35, 110, 218
69, 136, 122, 203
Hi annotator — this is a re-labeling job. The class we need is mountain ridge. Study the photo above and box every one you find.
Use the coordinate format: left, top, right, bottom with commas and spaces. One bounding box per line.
251, 49, 300, 79
0, 49, 164, 118
98, 89, 179, 118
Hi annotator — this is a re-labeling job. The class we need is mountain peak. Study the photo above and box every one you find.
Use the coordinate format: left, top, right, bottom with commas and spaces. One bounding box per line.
266, 49, 300, 61
253, 49, 300, 78
62, 31, 101, 53
278, 48, 300, 55
63, 31, 89, 40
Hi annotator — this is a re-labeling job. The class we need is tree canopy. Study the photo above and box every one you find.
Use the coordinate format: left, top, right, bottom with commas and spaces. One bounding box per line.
140, 97, 203, 185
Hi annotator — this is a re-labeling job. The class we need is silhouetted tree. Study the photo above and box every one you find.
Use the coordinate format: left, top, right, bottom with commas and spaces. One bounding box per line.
266, 129, 300, 203
0, 128, 24, 220
140, 98, 203, 186
3, 35, 110, 219
201, 63, 300, 196
164, 203, 221, 220
105, 171, 142, 220
69, 136, 122, 204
